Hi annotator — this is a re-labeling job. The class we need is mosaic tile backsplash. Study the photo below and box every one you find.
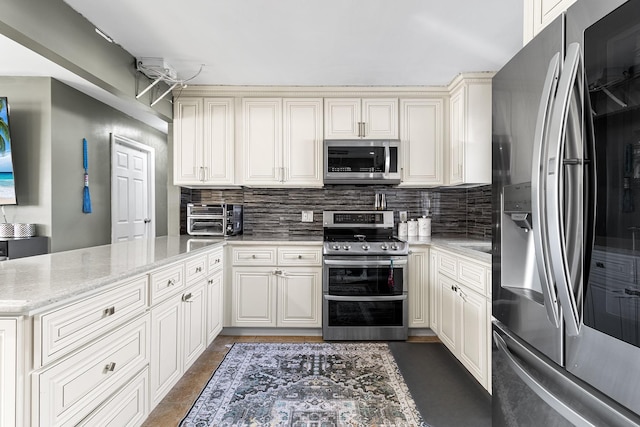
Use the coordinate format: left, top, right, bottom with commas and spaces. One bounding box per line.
181, 185, 491, 240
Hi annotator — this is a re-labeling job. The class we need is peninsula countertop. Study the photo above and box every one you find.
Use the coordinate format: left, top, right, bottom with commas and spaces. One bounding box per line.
0, 236, 226, 315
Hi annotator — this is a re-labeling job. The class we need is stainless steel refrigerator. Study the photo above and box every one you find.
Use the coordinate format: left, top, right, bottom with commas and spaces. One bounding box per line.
492, 0, 640, 425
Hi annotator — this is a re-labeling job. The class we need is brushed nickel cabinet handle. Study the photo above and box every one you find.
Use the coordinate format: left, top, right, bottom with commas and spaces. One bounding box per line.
167, 278, 175, 287
105, 362, 116, 372
104, 306, 116, 316
182, 292, 193, 302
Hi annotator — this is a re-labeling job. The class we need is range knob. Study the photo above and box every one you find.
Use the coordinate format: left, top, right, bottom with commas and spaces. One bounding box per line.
380, 244, 389, 251
343, 245, 351, 251
391, 244, 399, 251
362, 244, 370, 251
332, 244, 341, 250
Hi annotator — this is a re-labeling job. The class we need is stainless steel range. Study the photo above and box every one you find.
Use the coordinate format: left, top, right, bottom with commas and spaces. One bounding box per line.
322, 210, 408, 341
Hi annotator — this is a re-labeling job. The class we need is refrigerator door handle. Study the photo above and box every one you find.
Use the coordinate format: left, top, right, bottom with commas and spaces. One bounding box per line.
493, 330, 594, 426
546, 42, 584, 337
531, 52, 561, 327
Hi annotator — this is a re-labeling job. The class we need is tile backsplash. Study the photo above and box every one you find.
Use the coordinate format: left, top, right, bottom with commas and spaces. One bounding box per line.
181, 185, 491, 239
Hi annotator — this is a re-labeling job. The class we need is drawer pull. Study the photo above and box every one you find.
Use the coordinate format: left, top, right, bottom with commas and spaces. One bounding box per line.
196, 266, 202, 273
103, 306, 116, 316
252, 255, 257, 259
167, 279, 176, 287
105, 362, 116, 372
215, 258, 221, 263
182, 293, 193, 302
208, 279, 214, 285
298, 255, 303, 259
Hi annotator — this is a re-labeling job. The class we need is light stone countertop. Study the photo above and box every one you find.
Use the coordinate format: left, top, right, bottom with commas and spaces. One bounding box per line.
0, 233, 485, 315
0, 236, 226, 315
403, 236, 492, 263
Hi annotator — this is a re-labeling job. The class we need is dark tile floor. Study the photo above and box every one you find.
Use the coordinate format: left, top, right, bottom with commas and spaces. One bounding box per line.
142, 335, 444, 426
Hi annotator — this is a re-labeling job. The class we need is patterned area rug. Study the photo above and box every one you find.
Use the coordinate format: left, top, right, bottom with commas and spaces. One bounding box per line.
180, 342, 428, 426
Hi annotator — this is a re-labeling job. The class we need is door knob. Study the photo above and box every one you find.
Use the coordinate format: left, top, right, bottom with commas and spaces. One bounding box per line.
144, 218, 151, 223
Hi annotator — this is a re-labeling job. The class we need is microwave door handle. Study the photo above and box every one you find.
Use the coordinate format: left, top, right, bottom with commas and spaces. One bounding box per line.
545, 42, 583, 337
531, 51, 561, 328
384, 144, 391, 175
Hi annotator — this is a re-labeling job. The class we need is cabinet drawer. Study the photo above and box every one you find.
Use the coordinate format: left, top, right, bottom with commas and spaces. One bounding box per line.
149, 262, 185, 305
278, 247, 322, 266
437, 252, 457, 278
33, 314, 149, 427
458, 258, 487, 294
77, 368, 149, 427
35, 276, 148, 367
232, 247, 277, 266
208, 247, 224, 272
185, 254, 207, 285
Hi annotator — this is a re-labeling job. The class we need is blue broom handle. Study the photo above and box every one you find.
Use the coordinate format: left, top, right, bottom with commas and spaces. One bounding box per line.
83, 138, 88, 171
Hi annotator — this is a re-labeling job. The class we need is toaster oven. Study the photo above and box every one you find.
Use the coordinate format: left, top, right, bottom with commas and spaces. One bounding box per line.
186, 204, 243, 236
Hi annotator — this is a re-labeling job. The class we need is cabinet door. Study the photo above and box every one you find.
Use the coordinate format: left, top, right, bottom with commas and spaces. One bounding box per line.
277, 267, 322, 327
232, 267, 277, 327
174, 97, 204, 185
408, 248, 430, 328
206, 269, 224, 345
458, 286, 488, 388
324, 98, 361, 139
283, 98, 323, 187
399, 99, 444, 186
76, 368, 149, 427
362, 98, 398, 139
0, 318, 18, 427
150, 295, 182, 408
449, 87, 465, 185
242, 98, 282, 185
182, 283, 207, 371
437, 273, 459, 354
203, 98, 235, 185
525, 0, 577, 43
429, 251, 440, 334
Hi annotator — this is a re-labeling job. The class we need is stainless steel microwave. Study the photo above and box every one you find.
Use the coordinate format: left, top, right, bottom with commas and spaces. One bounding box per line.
323, 139, 401, 184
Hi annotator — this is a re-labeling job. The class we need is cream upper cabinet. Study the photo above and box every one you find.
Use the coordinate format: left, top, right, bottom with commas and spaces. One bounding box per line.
283, 99, 323, 186
448, 75, 492, 185
524, 0, 576, 44
324, 98, 398, 139
399, 99, 444, 187
241, 98, 323, 187
173, 97, 235, 186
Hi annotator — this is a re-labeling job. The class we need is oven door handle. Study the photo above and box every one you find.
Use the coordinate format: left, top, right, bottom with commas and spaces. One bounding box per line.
324, 295, 407, 302
323, 259, 408, 267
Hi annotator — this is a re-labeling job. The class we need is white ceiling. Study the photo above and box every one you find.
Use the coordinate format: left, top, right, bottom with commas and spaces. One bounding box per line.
62, 0, 524, 87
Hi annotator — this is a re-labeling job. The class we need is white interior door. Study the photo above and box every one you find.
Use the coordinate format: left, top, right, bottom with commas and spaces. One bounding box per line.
111, 134, 155, 242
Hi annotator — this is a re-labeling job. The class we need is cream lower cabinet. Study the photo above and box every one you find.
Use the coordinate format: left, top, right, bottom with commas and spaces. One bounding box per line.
230, 245, 322, 328
408, 247, 430, 328
150, 259, 208, 409
0, 318, 19, 427
32, 314, 150, 427
148, 248, 222, 409
432, 248, 491, 392
206, 248, 224, 345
